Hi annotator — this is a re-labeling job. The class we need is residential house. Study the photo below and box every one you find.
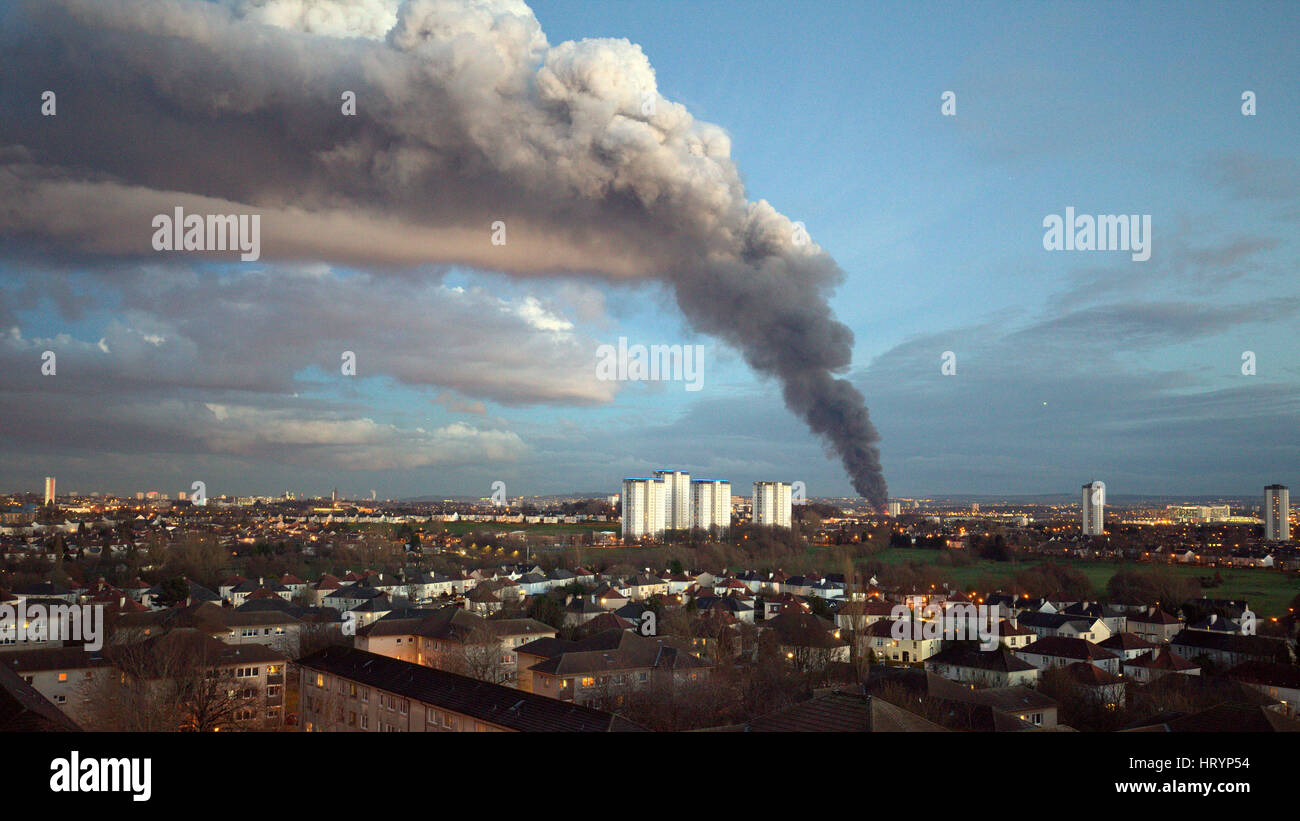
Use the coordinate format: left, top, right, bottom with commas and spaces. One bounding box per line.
924, 644, 1040, 688
1225, 662, 1300, 717
1018, 636, 1121, 674
1063, 662, 1125, 707
1015, 611, 1112, 643
1122, 648, 1201, 684
1172, 630, 1293, 669
515, 628, 708, 705
1098, 632, 1158, 661
862, 618, 942, 664
1127, 608, 1183, 644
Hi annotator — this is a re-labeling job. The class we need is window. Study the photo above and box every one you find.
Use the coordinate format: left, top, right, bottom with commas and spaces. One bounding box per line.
316, 673, 324, 687
360, 713, 369, 729
58, 673, 67, 682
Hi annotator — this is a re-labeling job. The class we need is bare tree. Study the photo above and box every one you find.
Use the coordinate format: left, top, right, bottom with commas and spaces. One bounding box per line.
79, 629, 262, 732
456, 623, 510, 685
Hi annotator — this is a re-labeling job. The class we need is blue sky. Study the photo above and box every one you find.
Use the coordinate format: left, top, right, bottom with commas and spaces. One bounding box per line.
0, 0, 1297, 500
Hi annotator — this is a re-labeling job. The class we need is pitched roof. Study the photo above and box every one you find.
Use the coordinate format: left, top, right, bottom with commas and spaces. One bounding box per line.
0, 662, 81, 732
298, 646, 644, 732
1064, 661, 1124, 686
925, 644, 1036, 673
1171, 629, 1291, 658
766, 612, 846, 648
1017, 611, 1098, 631
1099, 632, 1157, 651
526, 629, 707, 676
1158, 703, 1300, 733
583, 613, 635, 632
1129, 609, 1181, 625
357, 606, 551, 643
741, 691, 948, 732
1, 646, 114, 674
1226, 661, 1300, 689
1020, 636, 1117, 661
1125, 648, 1198, 671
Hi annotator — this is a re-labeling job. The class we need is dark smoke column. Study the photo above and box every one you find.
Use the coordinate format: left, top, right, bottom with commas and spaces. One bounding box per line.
669, 228, 888, 510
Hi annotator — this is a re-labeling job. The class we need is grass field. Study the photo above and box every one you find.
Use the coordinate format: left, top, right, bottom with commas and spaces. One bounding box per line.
850, 547, 1300, 618
337, 520, 614, 537
435, 521, 614, 537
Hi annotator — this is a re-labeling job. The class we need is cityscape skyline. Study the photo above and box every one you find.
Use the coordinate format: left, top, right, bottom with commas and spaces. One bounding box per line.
14, 472, 1294, 512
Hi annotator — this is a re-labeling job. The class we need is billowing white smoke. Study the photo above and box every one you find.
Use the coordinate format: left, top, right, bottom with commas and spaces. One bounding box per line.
0, 0, 887, 505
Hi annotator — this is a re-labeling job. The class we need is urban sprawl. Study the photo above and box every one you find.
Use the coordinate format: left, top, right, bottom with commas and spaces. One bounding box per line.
1, 473, 1298, 733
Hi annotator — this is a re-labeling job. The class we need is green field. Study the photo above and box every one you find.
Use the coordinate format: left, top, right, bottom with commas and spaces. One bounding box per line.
333, 520, 614, 537
852, 547, 1300, 618
435, 521, 614, 537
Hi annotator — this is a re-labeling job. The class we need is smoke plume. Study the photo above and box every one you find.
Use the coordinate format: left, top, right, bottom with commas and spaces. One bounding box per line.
0, 0, 887, 505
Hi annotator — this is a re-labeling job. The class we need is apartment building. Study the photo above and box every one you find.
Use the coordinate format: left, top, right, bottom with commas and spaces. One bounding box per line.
298, 646, 644, 732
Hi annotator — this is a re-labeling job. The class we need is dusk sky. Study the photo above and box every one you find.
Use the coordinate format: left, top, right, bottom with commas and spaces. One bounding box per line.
0, 0, 1297, 500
